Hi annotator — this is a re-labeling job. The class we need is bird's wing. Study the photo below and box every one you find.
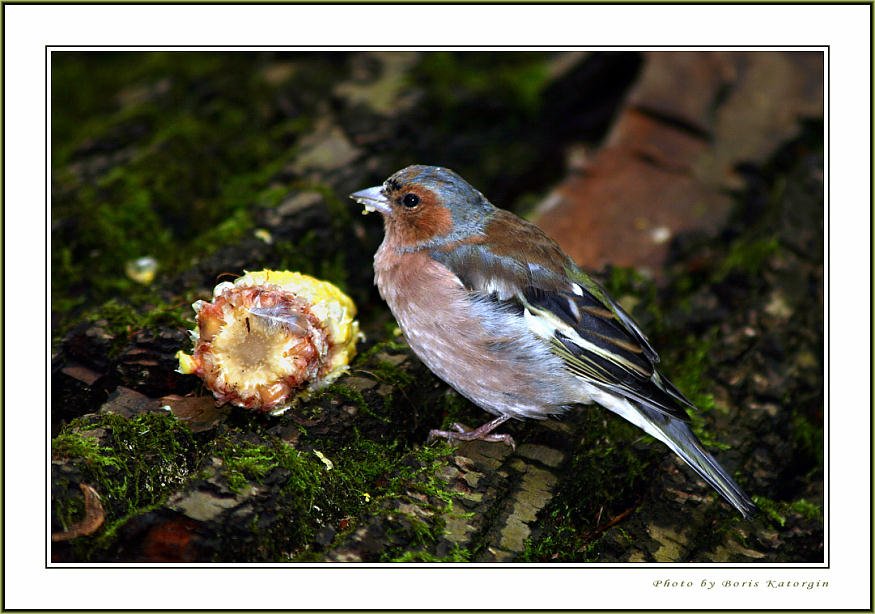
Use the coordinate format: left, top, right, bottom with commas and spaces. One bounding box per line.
430, 212, 694, 422
520, 281, 695, 421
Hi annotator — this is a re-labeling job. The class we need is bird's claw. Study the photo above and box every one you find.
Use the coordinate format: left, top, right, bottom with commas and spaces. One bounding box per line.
427, 421, 516, 450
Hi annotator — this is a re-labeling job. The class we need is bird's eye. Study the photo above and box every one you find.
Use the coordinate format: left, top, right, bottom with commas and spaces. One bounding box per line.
401, 193, 421, 208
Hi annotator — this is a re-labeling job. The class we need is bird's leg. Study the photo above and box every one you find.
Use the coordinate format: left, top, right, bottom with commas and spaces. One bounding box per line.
427, 414, 515, 449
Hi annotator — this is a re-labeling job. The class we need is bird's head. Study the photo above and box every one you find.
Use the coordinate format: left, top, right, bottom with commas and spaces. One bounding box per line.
350, 165, 494, 250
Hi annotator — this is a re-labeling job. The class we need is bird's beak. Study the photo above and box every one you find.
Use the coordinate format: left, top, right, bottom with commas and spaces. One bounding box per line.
349, 186, 391, 215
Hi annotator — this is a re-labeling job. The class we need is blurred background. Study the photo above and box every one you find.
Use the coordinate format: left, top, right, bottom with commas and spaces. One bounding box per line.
51, 51, 822, 327
51, 51, 824, 563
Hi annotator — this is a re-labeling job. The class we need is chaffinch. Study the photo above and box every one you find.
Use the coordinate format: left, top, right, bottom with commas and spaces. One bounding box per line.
351, 165, 757, 517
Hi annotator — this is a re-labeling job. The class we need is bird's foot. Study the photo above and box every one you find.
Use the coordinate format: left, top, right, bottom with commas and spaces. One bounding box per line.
427, 415, 515, 450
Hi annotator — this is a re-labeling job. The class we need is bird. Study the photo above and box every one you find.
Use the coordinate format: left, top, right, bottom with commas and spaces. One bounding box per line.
350, 165, 757, 517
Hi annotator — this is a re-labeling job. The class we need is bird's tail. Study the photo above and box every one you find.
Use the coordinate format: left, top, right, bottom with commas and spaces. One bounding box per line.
633, 402, 758, 518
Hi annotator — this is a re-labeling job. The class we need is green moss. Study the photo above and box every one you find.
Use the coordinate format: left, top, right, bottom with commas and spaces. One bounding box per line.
519, 411, 661, 563
188, 414, 462, 561
52, 432, 111, 464
413, 52, 550, 118
791, 413, 824, 467
368, 360, 416, 388
51, 413, 199, 553
97, 296, 193, 334
54, 413, 198, 505
752, 495, 823, 530
602, 265, 650, 298
389, 545, 470, 563
53, 477, 86, 536
716, 237, 781, 280
325, 383, 391, 424
214, 439, 290, 493
187, 207, 254, 256
665, 332, 718, 408
314, 437, 403, 498
522, 525, 580, 562
216, 432, 459, 560
754, 496, 788, 526
389, 510, 437, 542
405, 444, 458, 502
207, 434, 359, 558
790, 498, 823, 523
59, 296, 195, 359
331, 437, 459, 555
359, 339, 409, 360
51, 52, 316, 334
370, 447, 468, 562
615, 526, 633, 545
